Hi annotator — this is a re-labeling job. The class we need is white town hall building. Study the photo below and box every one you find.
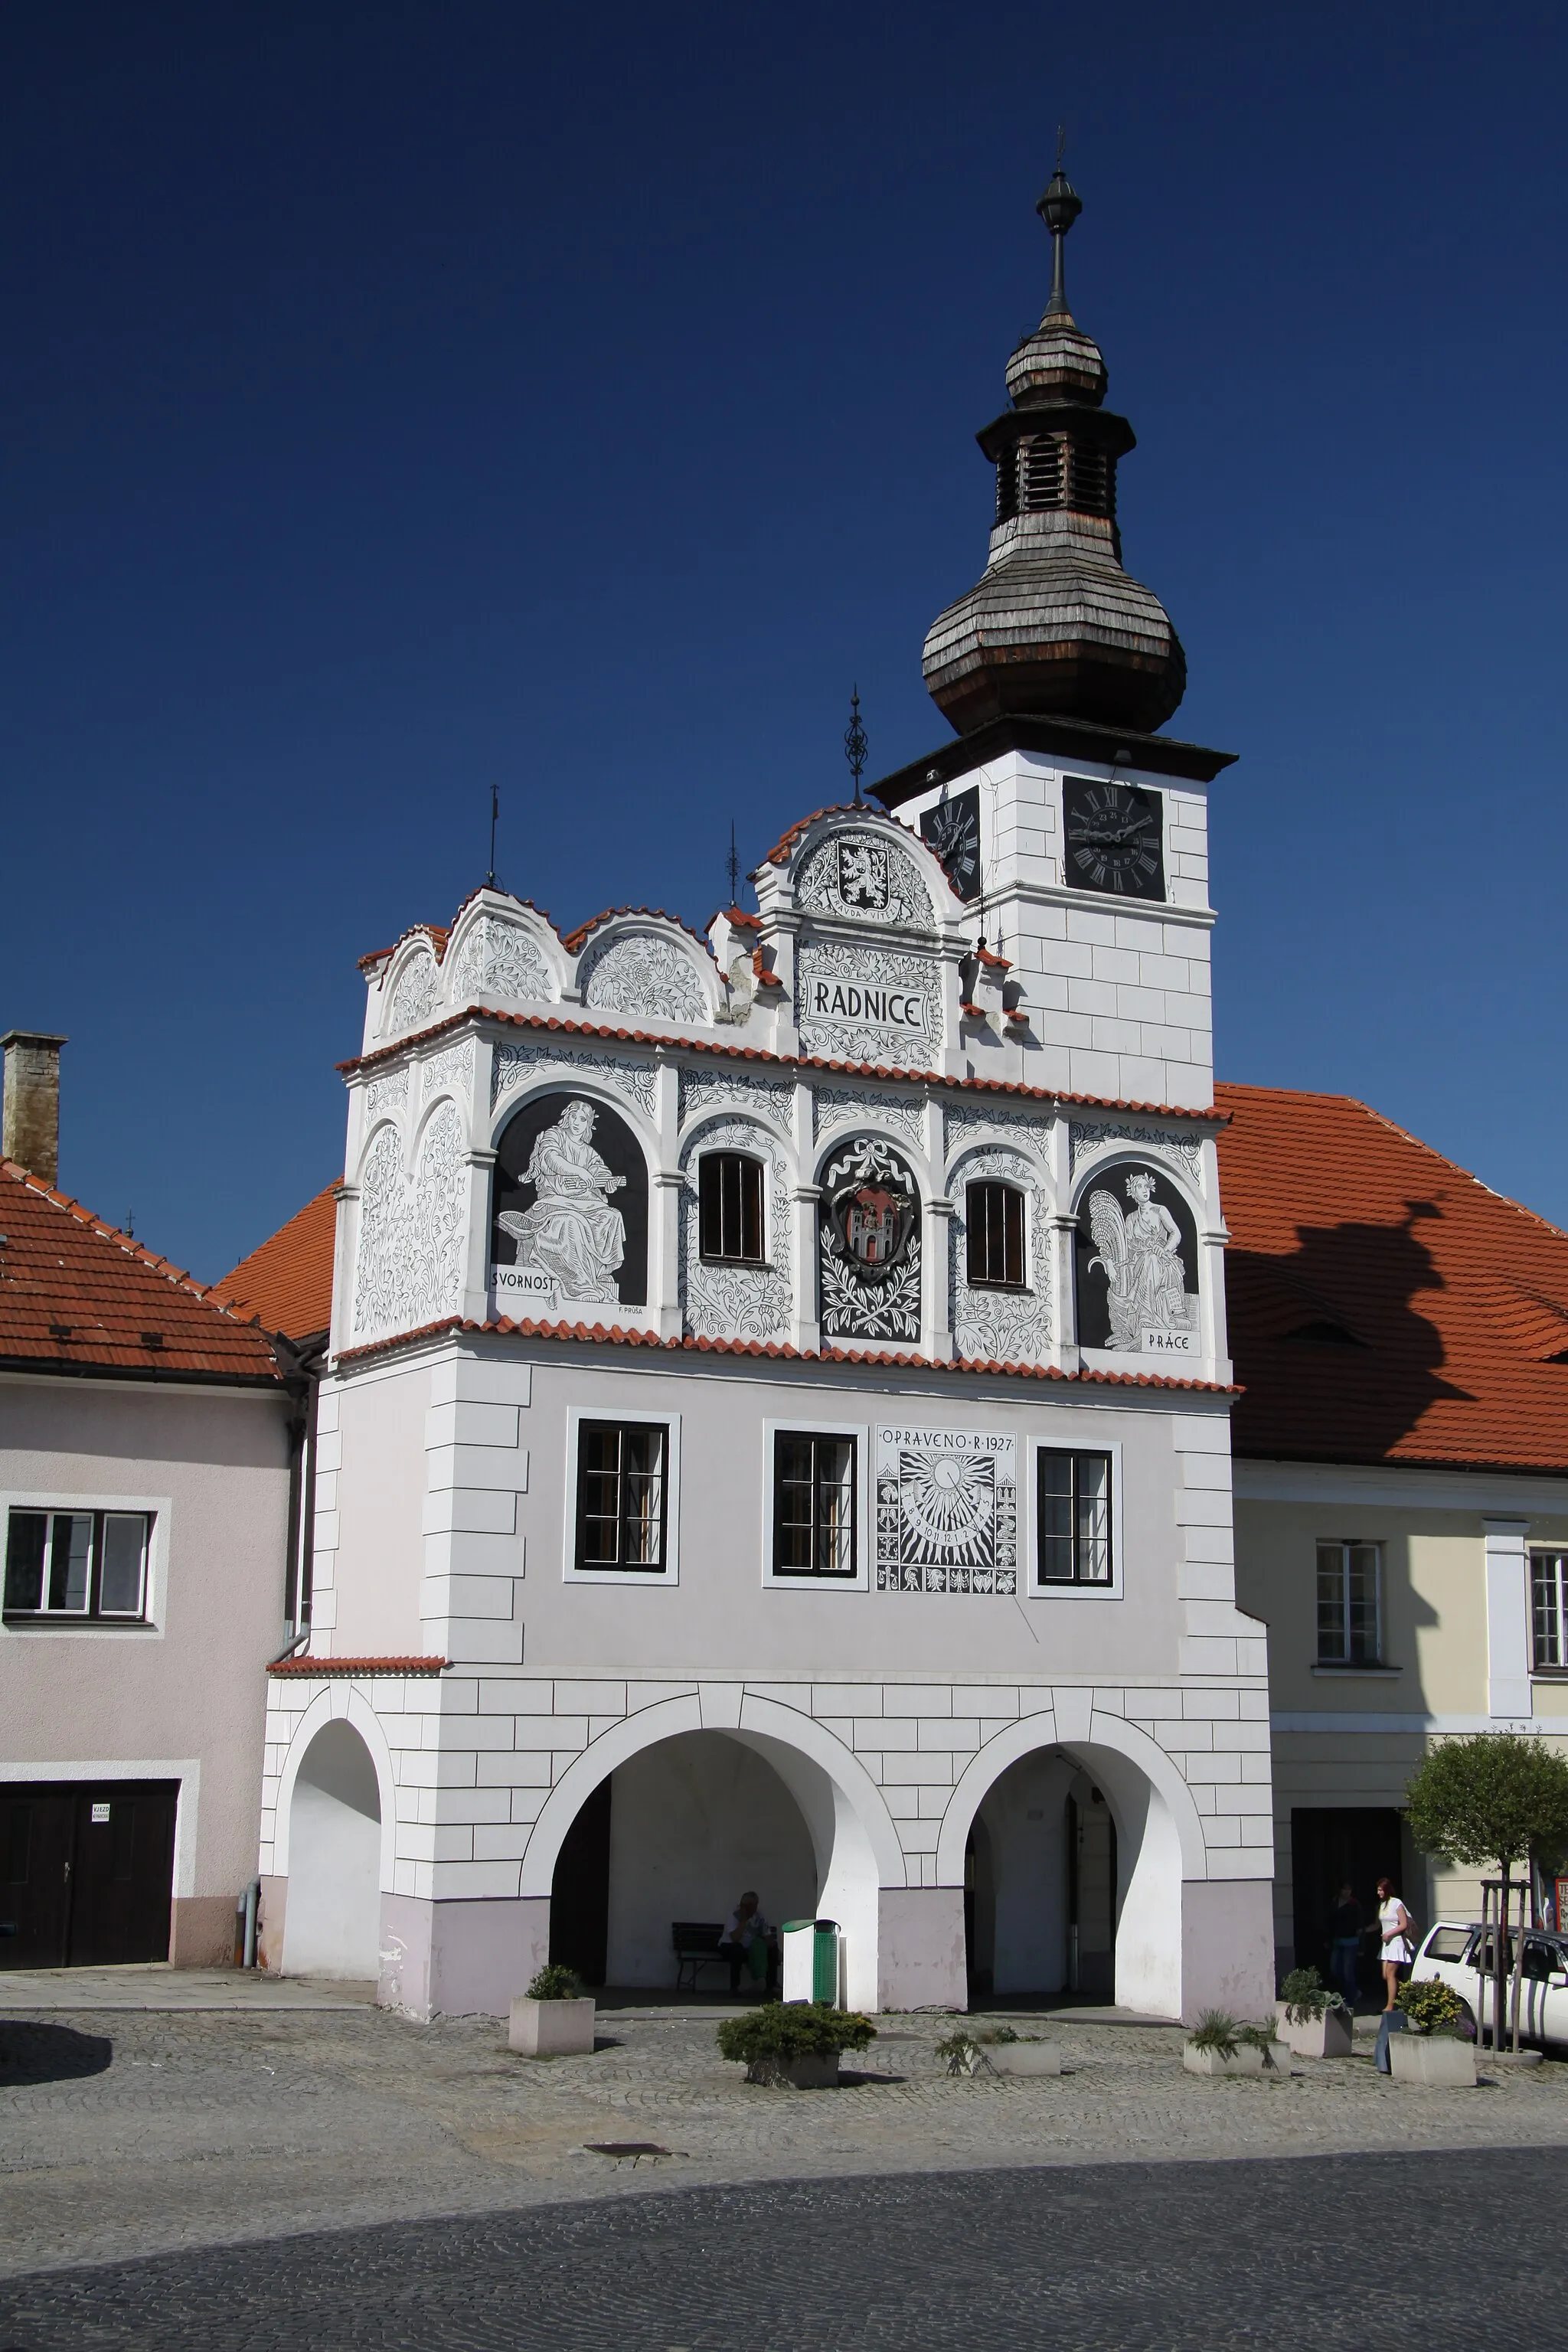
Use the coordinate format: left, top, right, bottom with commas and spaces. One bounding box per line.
250, 168, 1276, 2024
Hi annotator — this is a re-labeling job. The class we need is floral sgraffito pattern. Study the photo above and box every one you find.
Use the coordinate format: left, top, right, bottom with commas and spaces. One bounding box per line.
389, 949, 439, 1034
818, 1133, 921, 1344
450, 916, 552, 1006
352, 1102, 467, 1338
949, 1147, 1053, 1367
679, 1118, 793, 1344
581, 933, 707, 1025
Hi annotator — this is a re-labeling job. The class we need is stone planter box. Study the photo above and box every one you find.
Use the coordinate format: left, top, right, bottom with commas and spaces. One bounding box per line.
990, 2042, 1063, 2076
1183, 2039, 1286, 2077
746, 2052, 840, 2088
508, 1995, 596, 2058
1275, 2002, 1354, 2059
1389, 2032, 1476, 2088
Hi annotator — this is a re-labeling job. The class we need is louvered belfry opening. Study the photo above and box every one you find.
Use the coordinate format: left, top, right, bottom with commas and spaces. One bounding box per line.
923, 164, 1184, 737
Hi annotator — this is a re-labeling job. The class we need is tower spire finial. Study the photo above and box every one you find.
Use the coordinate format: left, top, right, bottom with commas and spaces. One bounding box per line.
1037, 132, 1083, 318
844, 684, 867, 805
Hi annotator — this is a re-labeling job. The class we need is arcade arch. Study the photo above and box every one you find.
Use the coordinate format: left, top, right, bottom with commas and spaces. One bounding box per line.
279, 1717, 385, 1981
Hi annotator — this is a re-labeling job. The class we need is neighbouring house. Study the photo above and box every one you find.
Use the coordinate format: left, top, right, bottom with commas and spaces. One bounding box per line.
227, 172, 1280, 2025
1220, 1083, 1568, 1981
0, 1031, 298, 1969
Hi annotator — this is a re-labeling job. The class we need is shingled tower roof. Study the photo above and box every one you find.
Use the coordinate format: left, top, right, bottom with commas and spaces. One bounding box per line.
921, 162, 1187, 738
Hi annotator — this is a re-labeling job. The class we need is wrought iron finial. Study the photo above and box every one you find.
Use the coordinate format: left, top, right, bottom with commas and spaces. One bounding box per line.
726, 820, 740, 906
1037, 133, 1083, 318
844, 685, 868, 805
486, 783, 501, 890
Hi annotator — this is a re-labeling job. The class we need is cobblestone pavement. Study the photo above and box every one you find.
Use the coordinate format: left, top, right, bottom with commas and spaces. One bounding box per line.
3, 2001, 1567, 2285
0, 2149, 1561, 2349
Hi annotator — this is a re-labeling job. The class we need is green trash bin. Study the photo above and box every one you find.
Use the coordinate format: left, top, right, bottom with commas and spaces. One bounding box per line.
780, 1917, 841, 2004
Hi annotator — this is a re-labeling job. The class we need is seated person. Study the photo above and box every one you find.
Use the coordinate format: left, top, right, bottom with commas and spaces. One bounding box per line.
717, 1891, 776, 1993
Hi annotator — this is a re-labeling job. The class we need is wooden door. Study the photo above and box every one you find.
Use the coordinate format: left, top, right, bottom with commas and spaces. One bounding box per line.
67, 1785, 178, 1965
0, 1789, 75, 1968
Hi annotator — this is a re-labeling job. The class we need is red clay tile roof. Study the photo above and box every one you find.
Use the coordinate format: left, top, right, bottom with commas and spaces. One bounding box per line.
213, 1182, 339, 1342
0, 1161, 283, 1385
335, 1312, 1235, 1393
268, 1655, 447, 1677
1217, 1083, 1568, 1474
559, 906, 715, 956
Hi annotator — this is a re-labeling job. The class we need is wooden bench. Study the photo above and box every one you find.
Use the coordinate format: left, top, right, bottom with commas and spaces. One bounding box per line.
671, 1920, 730, 1993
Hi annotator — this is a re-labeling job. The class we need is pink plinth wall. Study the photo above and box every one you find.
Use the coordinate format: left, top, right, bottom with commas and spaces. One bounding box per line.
877, 1887, 967, 2012
377, 1893, 551, 2019
1178, 1879, 1276, 2023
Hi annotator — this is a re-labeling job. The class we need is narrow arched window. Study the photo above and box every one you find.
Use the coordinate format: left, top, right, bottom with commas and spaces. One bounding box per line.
966, 1181, 1025, 1288
698, 1152, 766, 1264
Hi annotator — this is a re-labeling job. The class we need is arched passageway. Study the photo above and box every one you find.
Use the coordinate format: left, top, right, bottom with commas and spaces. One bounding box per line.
947, 1726, 1194, 2019
548, 1731, 818, 1990
283, 1720, 382, 1980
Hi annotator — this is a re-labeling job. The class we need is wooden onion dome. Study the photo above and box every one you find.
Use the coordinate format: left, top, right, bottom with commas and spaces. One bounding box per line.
922, 166, 1186, 737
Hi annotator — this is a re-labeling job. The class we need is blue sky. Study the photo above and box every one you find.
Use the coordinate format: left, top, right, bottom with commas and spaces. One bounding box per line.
4, 1, 1565, 1280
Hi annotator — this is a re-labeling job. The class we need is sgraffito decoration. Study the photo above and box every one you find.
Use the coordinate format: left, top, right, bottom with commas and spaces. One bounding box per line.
796, 942, 942, 1071
450, 916, 553, 1006
678, 1118, 793, 1344
1069, 1119, 1204, 1188
352, 1102, 467, 1338
818, 1134, 921, 1344
491, 1091, 648, 1312
948, 1147, 1053, 1366
678, 1067, 795, 1130
389, 949, 439, 1035
875, 1423, 1018, 1595
492, 1040, 657, 1121
795, 829, 934, 931
813, 1085, 926, 1153
1076, 1159, 1200, 1359
580, 933, 707, 1025
420, 1038, 474, 1102
364, 1067, 409, 1123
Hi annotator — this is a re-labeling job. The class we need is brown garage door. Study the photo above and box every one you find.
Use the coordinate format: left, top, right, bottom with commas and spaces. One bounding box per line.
0, 1782, 179, 1968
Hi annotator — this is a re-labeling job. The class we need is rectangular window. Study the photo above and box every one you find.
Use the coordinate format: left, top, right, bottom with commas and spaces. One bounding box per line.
1533, 1551, 1568, 1670
698, 1152, 765, 1264
574, 1423, 667, 1573
4, 1510, 152, 1621
1036, 1450, 1112, 1584
966, 1180, 1026, 1288
1316, 1540, 1382, 1664
773, 1432, 857, 1576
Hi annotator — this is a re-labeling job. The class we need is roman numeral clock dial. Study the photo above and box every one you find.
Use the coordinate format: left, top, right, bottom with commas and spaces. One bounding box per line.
1062, 777, 1166, 901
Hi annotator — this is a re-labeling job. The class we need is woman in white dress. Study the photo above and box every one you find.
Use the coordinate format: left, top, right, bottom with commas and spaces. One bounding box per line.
1376, 1875, 1414, 2011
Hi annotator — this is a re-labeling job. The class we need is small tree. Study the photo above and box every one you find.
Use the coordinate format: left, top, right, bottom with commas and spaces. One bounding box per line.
1404, 1733, 1568, 2049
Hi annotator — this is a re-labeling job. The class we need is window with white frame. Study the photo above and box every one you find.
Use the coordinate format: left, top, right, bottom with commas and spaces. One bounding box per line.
4, 1509, 153, 1621
1316, 1540, 1382, 1665
1036, 1449, 1112, 1584
698, 1152, 766, 1265
1532, 1551, 1568, 1670
772, 1431, 857, 1576
573, 1421, 668, 1573
965, 1179, 1027, 1289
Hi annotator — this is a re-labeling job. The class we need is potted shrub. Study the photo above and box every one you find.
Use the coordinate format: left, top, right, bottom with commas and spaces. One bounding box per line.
1183, 2011, 1285, 2077
508, 1963, 596, 2059
1388, 1978, 1476, 2088
717, 2001, 875, 2088
1275, 1966, 1353, 2059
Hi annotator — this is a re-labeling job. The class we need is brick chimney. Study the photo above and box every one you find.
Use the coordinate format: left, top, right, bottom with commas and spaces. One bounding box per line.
2, 1032, 67, 1185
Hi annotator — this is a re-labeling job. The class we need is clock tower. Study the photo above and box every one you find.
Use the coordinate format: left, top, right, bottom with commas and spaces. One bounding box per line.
874, 164, 1232, 1119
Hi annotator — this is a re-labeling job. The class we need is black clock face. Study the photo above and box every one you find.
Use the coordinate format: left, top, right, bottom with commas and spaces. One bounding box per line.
920, 786, 982, 902
1062, 778, 1165, 901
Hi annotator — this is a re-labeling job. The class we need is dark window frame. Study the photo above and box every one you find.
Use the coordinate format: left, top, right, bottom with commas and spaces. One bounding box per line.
1035, 1449, 1113, 1586
1532, 1550, 1568, 1671
572, 1420, 670, 1576
770, 1430, 859, 1580
1316, 1539, 1383, 1666
3, 1508, 154, 1623
965, 1180, 1027, 1289
697, 1151, 767, 1266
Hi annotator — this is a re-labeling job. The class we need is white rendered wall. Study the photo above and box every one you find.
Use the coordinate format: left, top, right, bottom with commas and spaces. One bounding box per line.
602, 1732, 816, 1984
280, 1720, 382, 1979
891, 750, 1214, 1112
